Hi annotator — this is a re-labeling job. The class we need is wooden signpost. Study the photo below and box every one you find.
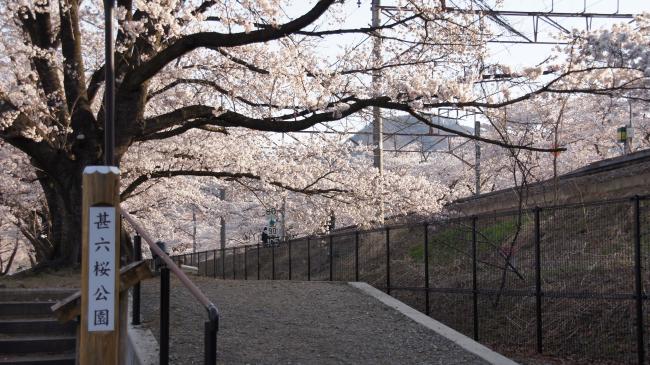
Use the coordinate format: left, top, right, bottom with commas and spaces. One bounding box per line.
80, 166, 121, 364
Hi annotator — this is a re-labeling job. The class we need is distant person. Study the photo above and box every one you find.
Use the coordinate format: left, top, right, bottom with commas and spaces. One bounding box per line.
153, 241, 167, 272
261, 227, 269, 247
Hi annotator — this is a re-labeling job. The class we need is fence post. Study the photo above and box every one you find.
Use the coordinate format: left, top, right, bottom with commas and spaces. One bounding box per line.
160, 266, 170, 365
202, 251, 206, 276
204, 318, 218, 365
212, 249, 217, 279
534, 207, 543, 354
355, 231, 360, 282
257, 243, 260, 280
307, 237, 311, 281
288, 240, 292, 280
233, 248, 236, 280
206, 251, 209, 276
132, 235, 142, 325
386, 227, 391, 295
221, 247, 226, 280
244, 246, 248, 280
213, 250, 217, 278
634, 196, 645, 365
423, 224, 430, 316
272, 244, 276, 280
471, 217, 478, 341
329, 235, 333, 281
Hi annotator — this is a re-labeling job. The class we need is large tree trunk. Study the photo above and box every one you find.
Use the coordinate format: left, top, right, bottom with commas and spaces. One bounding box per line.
38, 162, 84, 265
24, 84, 144, 267
36, 144, 137, 266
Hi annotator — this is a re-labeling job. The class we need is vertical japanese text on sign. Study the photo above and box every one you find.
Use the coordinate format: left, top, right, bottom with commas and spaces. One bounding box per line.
87, 207, 116, 331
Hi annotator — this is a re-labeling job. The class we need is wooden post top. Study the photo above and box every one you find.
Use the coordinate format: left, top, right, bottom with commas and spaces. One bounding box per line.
83, 166, 120, 174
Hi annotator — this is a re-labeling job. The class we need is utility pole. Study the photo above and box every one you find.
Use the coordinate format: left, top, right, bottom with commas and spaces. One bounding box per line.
104, 0, 115, 166
474, 118, 481, 196
78, 1, 122, 362
192, 206, 197, 253
372, 0, 385, 224
627, 100, 634, 154
372, 0, 383, 174
219, 189, 226, 250
280, 198, 286, 241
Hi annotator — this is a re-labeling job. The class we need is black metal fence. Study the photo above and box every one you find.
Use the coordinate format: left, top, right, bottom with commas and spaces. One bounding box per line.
171, 195, 650, 364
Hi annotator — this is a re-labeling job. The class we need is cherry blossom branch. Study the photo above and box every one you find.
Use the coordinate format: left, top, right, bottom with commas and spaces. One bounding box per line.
136, 118, 227, 141
147, 78, 288, 108
420, 66, 648, 110
16, 6, 69, 127
141, 97, 565, 152
120, 169, 347, 201
0, 96, 59, 169
16, 6, 63, 101
58, 0, 89, 111
139, 64, 650, 153
139, 98, 373, 137
213, 48, 270, 75
123, 0, 336, 90
241, 13, 421, 37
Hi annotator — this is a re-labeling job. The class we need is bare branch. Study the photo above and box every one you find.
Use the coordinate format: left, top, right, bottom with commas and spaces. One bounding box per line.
87, 64, 105, 103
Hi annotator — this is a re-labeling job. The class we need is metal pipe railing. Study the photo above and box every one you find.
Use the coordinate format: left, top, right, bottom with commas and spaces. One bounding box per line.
160, 267, 170, 365
122, 210, 219, 364
132, 235, 142, 325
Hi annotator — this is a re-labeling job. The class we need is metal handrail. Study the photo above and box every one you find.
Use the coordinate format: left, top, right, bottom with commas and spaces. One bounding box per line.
122, 210, 219, 318
121, 209, 219, 364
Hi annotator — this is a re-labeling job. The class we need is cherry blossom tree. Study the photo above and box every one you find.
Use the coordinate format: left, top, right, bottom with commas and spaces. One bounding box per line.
120, 129, 449, 249
1, 0, 649, 265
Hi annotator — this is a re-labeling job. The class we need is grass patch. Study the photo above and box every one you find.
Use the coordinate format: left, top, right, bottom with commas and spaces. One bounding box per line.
409, 216, 531, 262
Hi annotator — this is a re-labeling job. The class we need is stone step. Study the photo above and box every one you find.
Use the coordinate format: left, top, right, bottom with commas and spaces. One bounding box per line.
0, 289, 78, 365
0, 352, 75, 365
0, 318, 76, 335
0, 335, 76, 355
0, 302, 55, 318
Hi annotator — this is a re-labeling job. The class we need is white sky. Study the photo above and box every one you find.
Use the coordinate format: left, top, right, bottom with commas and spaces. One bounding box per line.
487, 0, 650, 67
289, 0, 650, 68
280, 1, 650, 135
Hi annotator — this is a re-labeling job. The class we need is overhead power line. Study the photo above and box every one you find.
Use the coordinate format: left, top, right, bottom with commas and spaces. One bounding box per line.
380, 1, 637, 44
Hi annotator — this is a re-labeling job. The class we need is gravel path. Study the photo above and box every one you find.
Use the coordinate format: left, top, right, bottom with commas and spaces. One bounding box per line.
140, 277, 491, 365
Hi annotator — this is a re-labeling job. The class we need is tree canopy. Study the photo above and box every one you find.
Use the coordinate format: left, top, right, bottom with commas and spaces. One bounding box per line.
0, 0, 649, 266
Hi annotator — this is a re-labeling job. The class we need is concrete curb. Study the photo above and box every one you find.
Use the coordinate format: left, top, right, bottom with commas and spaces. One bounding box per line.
127, 323, 159, 365
180, 264, 199, 275
349, 282, 519, 365
127, 292, 158, 365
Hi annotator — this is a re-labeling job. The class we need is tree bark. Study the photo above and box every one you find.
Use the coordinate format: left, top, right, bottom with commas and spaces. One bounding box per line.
38, 164, 84, 265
